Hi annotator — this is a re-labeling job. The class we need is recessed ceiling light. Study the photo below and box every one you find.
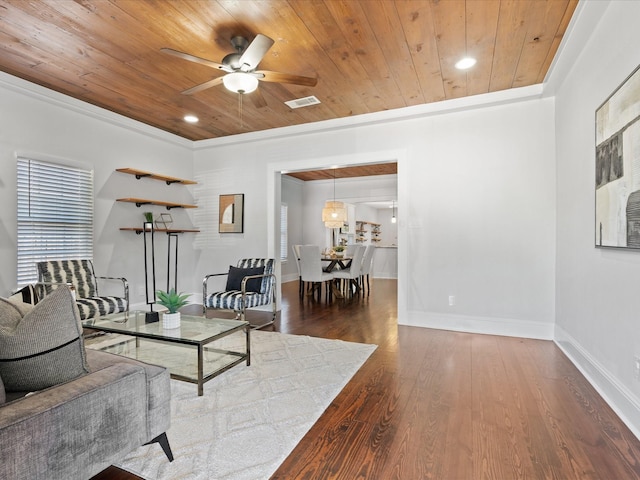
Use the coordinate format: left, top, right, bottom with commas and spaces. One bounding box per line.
184, 115, 198, 123
455, 57, 477, 70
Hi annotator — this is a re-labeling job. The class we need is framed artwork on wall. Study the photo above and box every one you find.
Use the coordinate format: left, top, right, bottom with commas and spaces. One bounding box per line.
595, 64, 640, 249
219, 194, 244, 233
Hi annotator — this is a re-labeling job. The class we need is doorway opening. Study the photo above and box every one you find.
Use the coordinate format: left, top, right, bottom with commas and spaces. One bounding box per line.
267, 149, 407, 323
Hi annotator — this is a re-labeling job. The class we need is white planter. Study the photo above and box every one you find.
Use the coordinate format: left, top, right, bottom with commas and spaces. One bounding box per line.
162, 312, 181, 329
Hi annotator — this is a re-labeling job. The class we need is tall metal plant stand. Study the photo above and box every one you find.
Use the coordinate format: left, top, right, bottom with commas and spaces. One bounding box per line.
143, 222, 159, 323
166, 232, 179, 292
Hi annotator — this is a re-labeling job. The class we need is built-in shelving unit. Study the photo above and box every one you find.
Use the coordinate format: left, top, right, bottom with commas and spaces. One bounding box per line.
355, 221, 381, 245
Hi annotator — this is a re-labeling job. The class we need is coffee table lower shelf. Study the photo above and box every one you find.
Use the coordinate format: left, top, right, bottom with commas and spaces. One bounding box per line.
83, 312, 251, 396
169, 341, 250, 396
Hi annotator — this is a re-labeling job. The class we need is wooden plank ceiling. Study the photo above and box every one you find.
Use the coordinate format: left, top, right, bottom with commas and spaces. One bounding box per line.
285, 162, 397, 181
0, 0, 578, 143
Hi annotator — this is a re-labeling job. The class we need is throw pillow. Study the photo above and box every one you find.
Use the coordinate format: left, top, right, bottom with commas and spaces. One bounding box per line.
225, 265, 265, 293
9, 284, 39, 305
0, 285, 89, 392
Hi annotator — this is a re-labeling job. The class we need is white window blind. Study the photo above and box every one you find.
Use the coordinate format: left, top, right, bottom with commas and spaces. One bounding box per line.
280, 203, 288, 262
17, 157, 94, 285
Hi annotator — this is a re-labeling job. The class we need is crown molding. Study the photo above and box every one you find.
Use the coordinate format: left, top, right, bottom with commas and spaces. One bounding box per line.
193, 83, 544, 150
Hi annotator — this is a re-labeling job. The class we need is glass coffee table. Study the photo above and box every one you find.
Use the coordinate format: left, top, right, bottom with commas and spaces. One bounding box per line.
83, 311, 250, 396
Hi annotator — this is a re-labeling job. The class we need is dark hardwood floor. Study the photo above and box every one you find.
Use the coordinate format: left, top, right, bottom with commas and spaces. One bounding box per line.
94, 279, 640, 479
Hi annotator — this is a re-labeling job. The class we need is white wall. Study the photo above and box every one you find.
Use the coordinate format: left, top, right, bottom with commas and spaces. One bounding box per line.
281, 175, 304, 283
552, 0, 640, 437
0, 74, 195, 304
194, 96, 557, 340
376, 208, 398, 246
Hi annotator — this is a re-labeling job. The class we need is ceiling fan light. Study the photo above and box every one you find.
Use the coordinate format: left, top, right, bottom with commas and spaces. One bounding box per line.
223, 72, 259, 94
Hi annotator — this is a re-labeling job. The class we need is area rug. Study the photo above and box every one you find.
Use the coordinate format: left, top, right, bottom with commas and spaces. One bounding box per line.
90, 331, 376, 480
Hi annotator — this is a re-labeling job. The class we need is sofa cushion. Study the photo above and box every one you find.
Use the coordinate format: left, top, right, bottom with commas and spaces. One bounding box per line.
0, 286, 89, 392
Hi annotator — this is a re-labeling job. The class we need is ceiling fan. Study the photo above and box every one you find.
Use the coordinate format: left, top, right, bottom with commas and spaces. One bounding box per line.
161, 34, 317, 97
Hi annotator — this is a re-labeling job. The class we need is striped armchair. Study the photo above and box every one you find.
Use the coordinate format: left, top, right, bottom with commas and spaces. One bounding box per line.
203, 258, 276, 329
36, 259, 129, 320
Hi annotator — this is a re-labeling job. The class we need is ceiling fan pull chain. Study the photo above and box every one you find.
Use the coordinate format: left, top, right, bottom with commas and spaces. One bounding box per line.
238, 92, 244, 128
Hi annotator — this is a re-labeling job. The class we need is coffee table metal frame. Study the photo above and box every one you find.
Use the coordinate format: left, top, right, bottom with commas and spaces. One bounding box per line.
83, 311, 250, 396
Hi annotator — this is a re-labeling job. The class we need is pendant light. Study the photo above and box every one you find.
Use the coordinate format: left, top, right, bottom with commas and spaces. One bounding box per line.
391, 200, 397, 223
322, 168, 347, 228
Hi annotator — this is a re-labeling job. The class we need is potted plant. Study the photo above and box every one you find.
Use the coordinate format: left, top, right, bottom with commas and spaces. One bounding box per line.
143, 212, 154, 230
156, 288, 190, 329
333, 245, 346, 258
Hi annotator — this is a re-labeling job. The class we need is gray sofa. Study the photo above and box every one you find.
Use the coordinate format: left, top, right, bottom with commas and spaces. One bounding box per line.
0, 348, 172, 480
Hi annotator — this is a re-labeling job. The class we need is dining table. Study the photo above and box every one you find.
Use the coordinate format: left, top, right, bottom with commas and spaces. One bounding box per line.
321, 256, 352, 273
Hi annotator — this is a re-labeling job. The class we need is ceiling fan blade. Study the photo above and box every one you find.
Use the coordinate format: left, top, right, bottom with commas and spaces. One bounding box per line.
161, 48, 230, 72
238, 34, 274, 70
181, 76, 225, 95
255, 70, 318, 87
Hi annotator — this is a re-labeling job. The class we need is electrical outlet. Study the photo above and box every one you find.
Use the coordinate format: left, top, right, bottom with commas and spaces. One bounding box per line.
448, 295, 455, 306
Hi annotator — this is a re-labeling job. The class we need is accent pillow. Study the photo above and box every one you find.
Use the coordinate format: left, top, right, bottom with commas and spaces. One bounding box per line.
0, 285, 89, 392
9, 284, 39, 305
225, 265, 265, 293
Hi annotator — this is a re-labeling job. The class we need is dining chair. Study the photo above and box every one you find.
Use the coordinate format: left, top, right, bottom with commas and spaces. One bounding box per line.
292, 244, 304, 297
299, 245, 334, 302
345, 244, 357, 257
333, 245, 365, 296
360, 245, 376, 296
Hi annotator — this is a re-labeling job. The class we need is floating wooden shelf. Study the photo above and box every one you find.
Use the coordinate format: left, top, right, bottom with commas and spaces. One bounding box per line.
120, 227, 200, 235
116, 198, 197, 210
116, 167, 196, 185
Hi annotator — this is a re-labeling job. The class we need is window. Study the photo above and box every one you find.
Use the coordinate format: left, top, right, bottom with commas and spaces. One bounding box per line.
16, 157, 94, 285
280, 203, 288, 262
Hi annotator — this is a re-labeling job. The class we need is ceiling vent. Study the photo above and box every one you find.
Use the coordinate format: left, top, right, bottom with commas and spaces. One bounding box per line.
285, 95, 321, 109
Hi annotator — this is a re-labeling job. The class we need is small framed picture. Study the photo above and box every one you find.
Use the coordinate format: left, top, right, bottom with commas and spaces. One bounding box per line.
219, 194, 244, 233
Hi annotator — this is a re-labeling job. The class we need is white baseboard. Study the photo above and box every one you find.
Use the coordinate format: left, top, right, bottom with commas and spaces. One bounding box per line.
372, 273, 398, 279
401, 310, 554, 340
554, 326, 640, 440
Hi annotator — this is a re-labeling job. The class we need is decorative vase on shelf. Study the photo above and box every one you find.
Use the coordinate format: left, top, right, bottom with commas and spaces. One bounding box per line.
162, 312, 181, 329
